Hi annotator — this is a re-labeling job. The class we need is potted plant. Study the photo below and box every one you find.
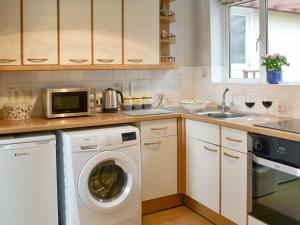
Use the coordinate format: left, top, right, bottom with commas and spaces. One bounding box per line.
261, 54, 290, 84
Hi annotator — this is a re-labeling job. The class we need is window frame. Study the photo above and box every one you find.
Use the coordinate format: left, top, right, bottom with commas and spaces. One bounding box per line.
225, 0, 268, 83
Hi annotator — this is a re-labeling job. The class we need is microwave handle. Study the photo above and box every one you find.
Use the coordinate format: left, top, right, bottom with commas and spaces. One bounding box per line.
253, 154, 300, 177
117, 90, 124, 104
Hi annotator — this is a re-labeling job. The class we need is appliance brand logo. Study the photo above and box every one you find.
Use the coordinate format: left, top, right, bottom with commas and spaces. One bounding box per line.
14, 152, 30, 157
277, 146, 286, 155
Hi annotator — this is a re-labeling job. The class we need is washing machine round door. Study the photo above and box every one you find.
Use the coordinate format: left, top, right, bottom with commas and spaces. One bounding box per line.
78, 151, 139, 213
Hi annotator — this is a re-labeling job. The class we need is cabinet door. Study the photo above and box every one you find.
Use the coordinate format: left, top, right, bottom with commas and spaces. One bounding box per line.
93, 0, 122, 65
141, 136, 177, 201
23, 0, 58, 65
186, 137, 220, 213
60, 0, 91, 65
0, 0, 21, 65
124, 0, 159, 65
221, 147, 248, 225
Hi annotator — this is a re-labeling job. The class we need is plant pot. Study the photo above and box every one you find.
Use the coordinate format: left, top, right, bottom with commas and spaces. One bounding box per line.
267, 70, 282, 84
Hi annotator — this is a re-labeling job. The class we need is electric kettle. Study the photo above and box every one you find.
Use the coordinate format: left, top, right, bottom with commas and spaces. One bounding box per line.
102, 88, 124, 112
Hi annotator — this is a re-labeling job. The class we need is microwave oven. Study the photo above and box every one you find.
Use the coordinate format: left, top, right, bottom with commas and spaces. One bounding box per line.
42, 88, 97, 118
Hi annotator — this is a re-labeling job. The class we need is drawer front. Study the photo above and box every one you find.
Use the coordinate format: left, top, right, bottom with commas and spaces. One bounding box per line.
140, 119, 177, 139
141, 136, 178, 201
186, 120, 220, 145
221, 127, 247, 153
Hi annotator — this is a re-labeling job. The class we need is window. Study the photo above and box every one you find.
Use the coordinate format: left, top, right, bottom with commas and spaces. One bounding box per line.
227, 0, 300, 82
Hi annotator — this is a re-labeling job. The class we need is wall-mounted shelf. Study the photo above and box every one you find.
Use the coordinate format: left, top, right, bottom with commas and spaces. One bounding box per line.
160, 39, 176, 44
159, 0, 176, 66
160, 16, 176, 23
0, 64, 177, 72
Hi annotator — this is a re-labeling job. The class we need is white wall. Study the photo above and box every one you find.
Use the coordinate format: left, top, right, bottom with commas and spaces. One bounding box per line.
0, 67, 203, 117
171, 0, 197, 66
269, 11, 300, 82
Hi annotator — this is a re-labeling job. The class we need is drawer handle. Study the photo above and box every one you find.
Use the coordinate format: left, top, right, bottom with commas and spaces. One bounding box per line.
151, 127, 168, 131
144, 141, 162, 146
69, 59, 88, 63
204, 146, 218, 152
225, 137, 243, 143
0, 59, 16, 63
27, 58, 48, 63
224, 152, 240, 159
127, 59, 144, 63
97, 59, 115, 63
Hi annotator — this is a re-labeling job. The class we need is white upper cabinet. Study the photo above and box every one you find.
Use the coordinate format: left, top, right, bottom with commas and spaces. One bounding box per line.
23, 0, 58, 65
93, 0, 122, 65
60, 0, 91, 65
124, 0, 159, 65
0, 0, 21, 65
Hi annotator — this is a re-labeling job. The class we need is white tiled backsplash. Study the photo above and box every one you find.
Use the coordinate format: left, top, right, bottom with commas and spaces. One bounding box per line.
0, 66, 299, 118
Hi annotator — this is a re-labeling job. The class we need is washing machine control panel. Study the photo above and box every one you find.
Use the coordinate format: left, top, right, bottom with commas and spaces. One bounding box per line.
121, 132, 137, 142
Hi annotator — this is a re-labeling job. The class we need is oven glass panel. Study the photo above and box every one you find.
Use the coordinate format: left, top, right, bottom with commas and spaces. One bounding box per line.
52, 91, 88, 114
251, 162, 300, 225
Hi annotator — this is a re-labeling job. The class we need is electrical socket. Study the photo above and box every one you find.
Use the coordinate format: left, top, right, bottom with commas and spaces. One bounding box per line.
112, 82, 123, 92
277, 102, 288, 115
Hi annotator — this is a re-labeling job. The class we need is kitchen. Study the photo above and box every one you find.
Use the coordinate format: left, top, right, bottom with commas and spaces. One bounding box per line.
0, 0, 299, 225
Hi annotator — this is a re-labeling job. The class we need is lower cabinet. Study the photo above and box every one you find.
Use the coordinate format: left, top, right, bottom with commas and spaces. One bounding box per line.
186, 120, 249, 225
141, 136, 178, 201
186, 137, 220, 213
221, 147, 248, 225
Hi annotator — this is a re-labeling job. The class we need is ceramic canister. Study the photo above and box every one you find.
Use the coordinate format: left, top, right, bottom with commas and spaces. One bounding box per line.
133, 97, 143, 109
142, 96, 153, 109
122, 96, 134, 110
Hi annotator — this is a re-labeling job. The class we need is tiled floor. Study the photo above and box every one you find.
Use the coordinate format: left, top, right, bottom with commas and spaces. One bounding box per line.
142, 206, 214, 225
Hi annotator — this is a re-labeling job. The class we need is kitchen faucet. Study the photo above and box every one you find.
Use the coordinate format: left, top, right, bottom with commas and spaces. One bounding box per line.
218, 88, 230, 112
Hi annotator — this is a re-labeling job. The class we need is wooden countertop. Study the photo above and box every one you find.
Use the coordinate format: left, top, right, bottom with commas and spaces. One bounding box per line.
0, 112, 180, 135
0, 110, 300, 142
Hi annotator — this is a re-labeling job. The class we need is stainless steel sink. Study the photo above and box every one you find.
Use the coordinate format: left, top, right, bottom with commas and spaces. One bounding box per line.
196, 111, 249, 119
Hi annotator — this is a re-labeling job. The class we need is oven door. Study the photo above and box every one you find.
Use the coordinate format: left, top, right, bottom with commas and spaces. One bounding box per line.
250, 154, 300, 225
50, 89, 89, 118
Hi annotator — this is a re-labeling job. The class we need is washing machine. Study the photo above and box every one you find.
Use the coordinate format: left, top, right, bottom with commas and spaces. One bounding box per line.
56, 125, 141, 225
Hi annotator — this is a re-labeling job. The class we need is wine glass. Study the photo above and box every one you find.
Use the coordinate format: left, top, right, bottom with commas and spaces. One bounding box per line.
262, 96, 273, 120
245, 95, 255, 120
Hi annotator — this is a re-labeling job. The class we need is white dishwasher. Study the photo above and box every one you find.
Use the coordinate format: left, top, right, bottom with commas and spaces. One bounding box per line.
0, 133, 58, 225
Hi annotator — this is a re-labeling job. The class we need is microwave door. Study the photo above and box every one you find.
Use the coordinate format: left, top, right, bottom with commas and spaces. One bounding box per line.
51, 91, 88, 117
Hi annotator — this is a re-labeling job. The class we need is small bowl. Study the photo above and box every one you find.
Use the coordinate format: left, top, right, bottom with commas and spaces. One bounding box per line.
179, 100, 210, 111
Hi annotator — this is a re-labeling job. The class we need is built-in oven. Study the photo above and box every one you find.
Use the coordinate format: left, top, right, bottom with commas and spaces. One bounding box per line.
248, 133, 300, 225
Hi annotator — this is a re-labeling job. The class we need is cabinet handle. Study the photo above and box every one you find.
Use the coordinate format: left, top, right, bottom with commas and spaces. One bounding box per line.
151, 127, 168, 131
97, 59, 115, 63
204, 146, 218, 152
0, 59, 16, 63
69, 59, 88, 64
224, 152, 240, 159
27, 58, 48, 63
144, 141, 162, 146
127, 59, 144, 63
225, 137, 243, 143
